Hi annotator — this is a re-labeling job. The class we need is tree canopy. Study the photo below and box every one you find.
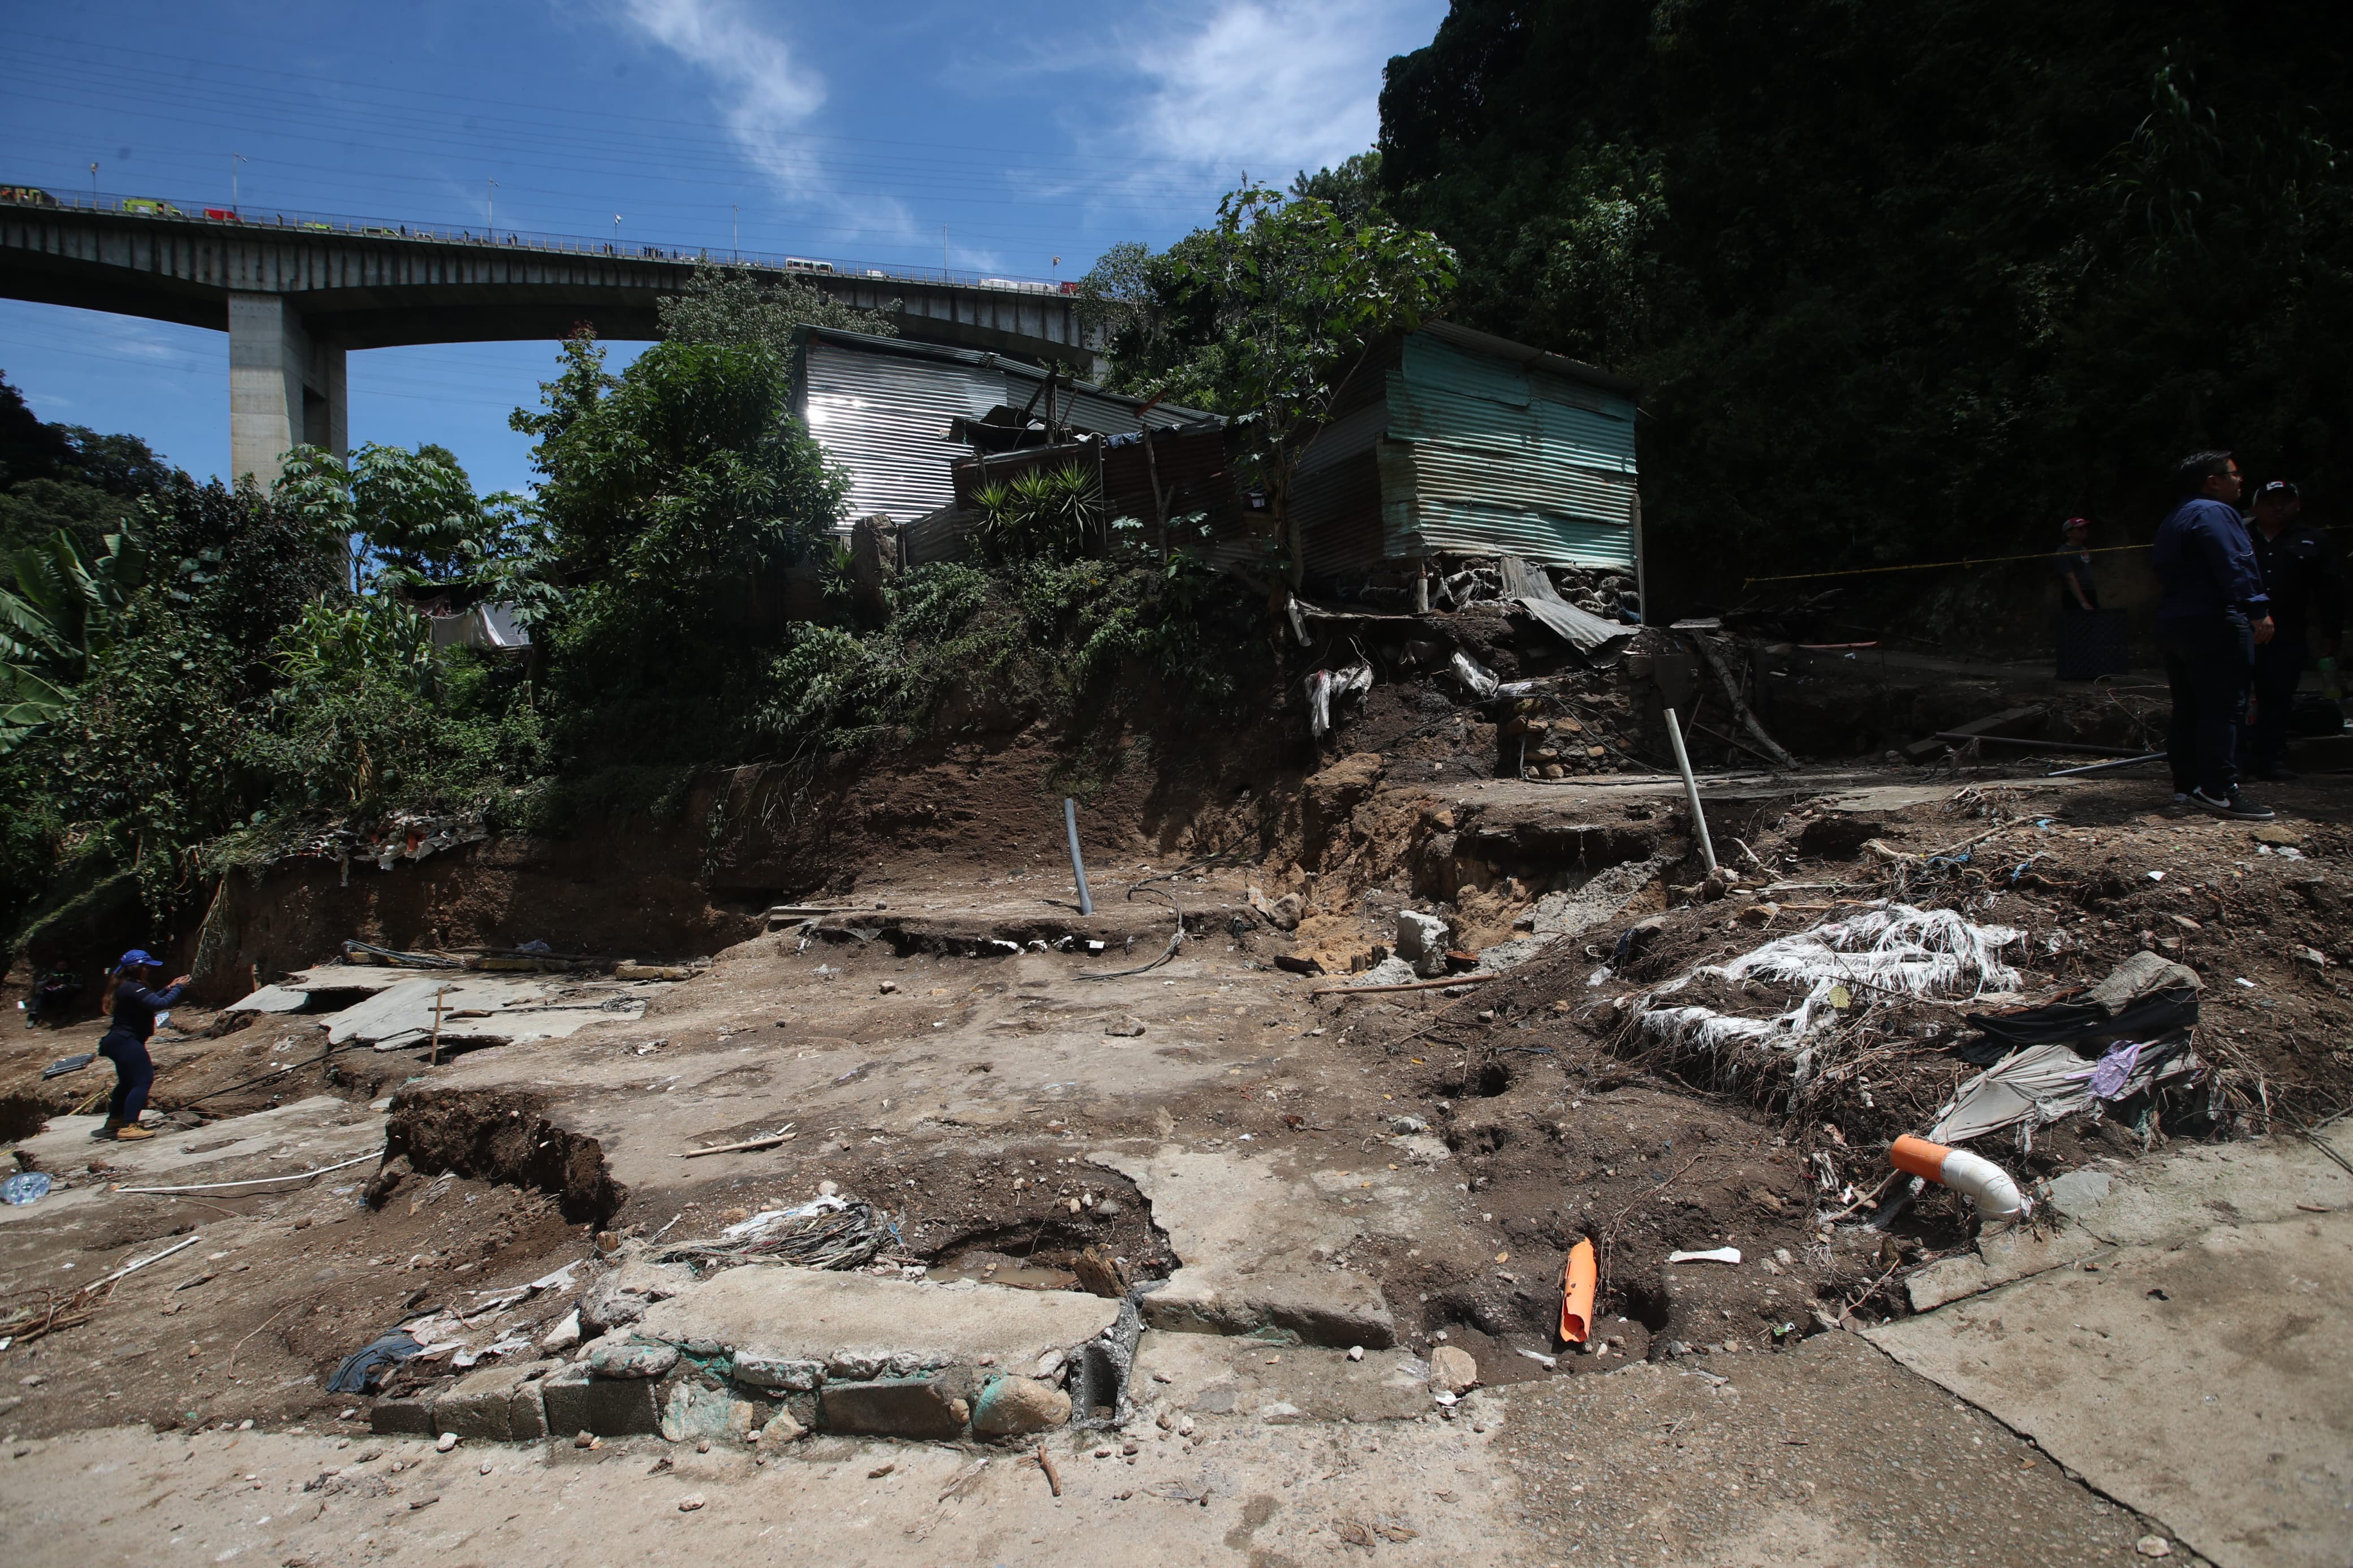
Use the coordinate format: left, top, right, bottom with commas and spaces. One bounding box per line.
1376, 0, 2353, 603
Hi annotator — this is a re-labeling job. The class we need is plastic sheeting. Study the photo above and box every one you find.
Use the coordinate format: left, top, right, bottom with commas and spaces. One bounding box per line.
1928, 1034, 2203, 1144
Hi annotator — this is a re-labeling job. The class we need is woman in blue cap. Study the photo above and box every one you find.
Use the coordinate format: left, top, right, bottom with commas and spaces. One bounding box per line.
94, 950, 188, 1141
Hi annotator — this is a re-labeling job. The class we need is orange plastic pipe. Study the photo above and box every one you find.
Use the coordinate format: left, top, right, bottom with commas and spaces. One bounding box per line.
1559, 1237, 1597, 1344
1890, 1134, 1948, 1182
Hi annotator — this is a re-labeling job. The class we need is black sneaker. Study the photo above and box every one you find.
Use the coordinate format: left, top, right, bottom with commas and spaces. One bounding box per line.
2190, 787, 2275, 821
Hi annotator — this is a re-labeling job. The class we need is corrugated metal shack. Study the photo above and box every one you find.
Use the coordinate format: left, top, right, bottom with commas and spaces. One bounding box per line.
942, 421, 1248, 548
1294, 321, 1640, 577
792, 326, 1213, 528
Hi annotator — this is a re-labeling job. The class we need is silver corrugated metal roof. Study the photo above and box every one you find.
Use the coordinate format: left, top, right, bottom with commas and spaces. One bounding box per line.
803, 339, 1007, 522
794, 327, 1219, 524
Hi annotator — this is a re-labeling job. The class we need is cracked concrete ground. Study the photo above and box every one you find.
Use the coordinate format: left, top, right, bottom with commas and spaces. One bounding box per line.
8, 770, 2353, 1565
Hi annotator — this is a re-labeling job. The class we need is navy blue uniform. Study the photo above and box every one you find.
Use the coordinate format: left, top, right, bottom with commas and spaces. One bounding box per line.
100, 978, 182, 1126
2152, 497, 2269, 797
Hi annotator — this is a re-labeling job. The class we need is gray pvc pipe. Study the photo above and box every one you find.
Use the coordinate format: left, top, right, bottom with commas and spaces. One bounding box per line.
1662, 706, 1718, 874
1064, 797, 1094, 917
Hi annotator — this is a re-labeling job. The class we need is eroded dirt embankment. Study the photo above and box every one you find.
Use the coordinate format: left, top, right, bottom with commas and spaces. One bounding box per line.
381, 1088, 628, 1225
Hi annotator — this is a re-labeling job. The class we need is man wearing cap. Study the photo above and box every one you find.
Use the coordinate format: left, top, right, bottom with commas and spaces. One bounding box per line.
2056, 517, 2099, 612
95, 950, 187, 1141
2152, 451, 2274, 820
2242, 480, 2343, 780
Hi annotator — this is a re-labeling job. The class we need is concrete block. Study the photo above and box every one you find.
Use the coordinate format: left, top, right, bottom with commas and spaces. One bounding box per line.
540, 1367, 661, 1436
509, 1381, 548, 1441
434, 1367, 531, 1441
818, 1378, 968, 1440
731, 1351, 826, 1392
368, 1397, 433, 1436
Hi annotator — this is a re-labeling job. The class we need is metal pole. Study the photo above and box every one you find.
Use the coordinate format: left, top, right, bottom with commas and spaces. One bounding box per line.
486, 178, 497, 238
732, 204, 739, 261
1662, 706, 1718, 874
1063, 798, 1094, 917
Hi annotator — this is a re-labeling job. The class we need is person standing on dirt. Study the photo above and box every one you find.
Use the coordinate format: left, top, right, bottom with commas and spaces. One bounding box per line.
2056, 516, 2100, 612
2152, 451, 2275, 820
2240, 480, 2343, 781
93, 949, 187, 1142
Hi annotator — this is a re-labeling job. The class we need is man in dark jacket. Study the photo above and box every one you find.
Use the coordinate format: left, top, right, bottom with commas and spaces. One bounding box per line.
2241, 480, 2345, 780
95, 949, 187, 1141
2151, 451, 2275, 820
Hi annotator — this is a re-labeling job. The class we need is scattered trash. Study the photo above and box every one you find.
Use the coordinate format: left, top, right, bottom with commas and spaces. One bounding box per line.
1928, 1037, 2201, 1144
1639, 905, 2023, 1069
1890, 1135, 2025, 1225
326, 1329, 425, 1394
1304, 663, 1374, 738
436, 1432, 458, 1452
1667, 1247, 1742, 1265
39, 1053, 94, 1079
1559, 1238, 1597, 1344
1963, 952, 2198, 1063
515, 939, 553, 954
1, 1172, 52, 1206
657, 1195, 898, 1273
1449, 650, 1501, 701
1515, 1347, 1557, 1369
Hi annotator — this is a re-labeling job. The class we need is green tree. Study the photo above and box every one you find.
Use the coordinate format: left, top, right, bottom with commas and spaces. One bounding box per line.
657, 264, 898, 362
1375, 0, 2353, 607
1080, 187, 1456, 582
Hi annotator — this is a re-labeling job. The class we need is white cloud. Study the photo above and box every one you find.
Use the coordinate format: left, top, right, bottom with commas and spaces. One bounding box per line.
1119, 0, 1447, 184
613, 0, 912, 236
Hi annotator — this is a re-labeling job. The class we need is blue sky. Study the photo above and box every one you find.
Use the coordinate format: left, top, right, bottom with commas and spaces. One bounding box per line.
1, 0, 1446, 495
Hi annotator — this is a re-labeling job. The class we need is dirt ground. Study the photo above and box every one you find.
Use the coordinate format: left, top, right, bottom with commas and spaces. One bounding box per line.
5, 681, 2351, 1562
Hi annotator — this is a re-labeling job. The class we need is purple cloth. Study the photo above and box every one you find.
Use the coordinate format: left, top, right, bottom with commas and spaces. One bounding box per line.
2089, 1040, 2145, 1100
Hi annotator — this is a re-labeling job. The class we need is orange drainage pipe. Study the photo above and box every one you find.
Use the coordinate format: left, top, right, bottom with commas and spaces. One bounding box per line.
1559, 1238, 1597, 1344
1891, 1134, 2026, 1224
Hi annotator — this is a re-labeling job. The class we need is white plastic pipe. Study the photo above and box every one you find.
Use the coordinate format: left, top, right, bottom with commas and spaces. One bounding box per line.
1891, 1134, 2026, 1224
1661, 706, 1718, 874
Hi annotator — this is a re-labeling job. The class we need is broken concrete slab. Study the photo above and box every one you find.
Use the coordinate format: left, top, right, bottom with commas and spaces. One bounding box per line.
1905, 1225, 2108, 1312
632, 1263, 1122, 1376
1128, 1331, 1432, 1424
225, 964, 420, 1013
1903, 1125, 2353, 1311
0, 1096, 385, 1227
2052, 1129, 2353, 1247
322, 975, 642, 1053
1091, 1146, 1403, 1348
1868, 1208, 2353, 1568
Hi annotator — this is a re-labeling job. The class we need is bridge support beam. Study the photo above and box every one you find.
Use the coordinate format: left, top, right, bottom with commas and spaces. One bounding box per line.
229, 293, 346, 484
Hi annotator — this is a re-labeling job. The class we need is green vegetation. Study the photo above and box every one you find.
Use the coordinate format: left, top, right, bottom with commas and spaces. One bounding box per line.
1372, 1, 2353, 591
1, 290, 1270, 956
1078, 184, 1457, 581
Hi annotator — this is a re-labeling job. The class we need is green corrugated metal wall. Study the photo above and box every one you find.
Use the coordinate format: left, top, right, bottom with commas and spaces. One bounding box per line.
1378, 333, 1637, 569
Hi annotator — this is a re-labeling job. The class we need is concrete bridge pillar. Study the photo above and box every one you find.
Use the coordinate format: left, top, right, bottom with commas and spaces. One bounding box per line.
229, 293, 346, 484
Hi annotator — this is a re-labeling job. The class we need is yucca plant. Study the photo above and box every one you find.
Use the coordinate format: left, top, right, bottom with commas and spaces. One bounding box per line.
971, 463, 1102, 563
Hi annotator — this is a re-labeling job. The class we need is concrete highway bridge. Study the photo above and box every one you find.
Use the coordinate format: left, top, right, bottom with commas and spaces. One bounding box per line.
0, 195, 1095, 481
